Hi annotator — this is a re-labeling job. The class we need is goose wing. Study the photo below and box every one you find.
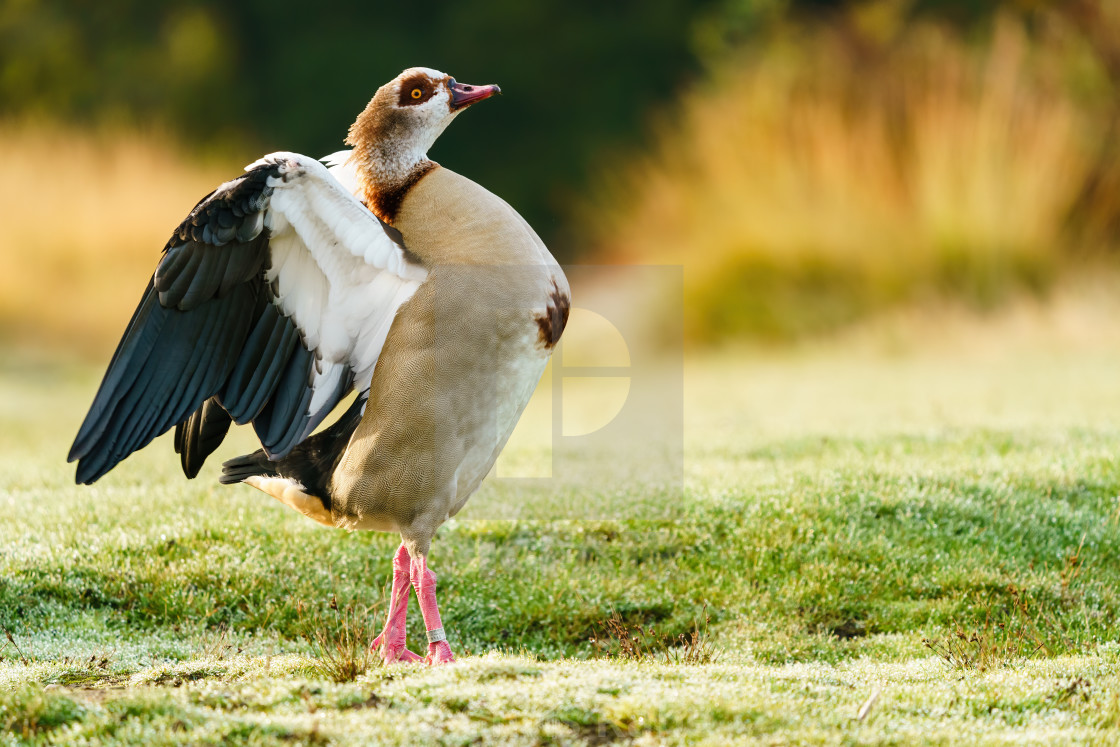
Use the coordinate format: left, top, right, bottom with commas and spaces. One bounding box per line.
69, 151, 426, 484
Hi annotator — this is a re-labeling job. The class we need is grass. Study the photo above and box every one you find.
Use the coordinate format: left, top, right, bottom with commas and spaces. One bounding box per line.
4, 654, 1119, 744
4, 289, 1120, 742
297, 599, 380, 684
589, 606, 719, 665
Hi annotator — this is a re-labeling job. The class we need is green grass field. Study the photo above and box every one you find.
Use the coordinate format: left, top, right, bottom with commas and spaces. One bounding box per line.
4, 306, 1120, 744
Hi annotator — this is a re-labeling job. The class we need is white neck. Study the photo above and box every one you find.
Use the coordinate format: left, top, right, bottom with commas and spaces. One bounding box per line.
370, 140, 430, 185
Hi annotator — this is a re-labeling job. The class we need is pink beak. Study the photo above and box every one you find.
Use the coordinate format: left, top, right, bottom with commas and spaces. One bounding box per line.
448, 79, 501, 110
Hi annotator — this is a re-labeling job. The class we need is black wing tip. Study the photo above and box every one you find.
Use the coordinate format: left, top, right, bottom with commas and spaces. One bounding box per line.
74, 459, 109, 485
69, 408, 112, 465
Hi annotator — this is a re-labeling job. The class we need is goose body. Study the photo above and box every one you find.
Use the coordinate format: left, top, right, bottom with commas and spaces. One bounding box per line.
331, 167, 567, 538
69, 67, 569, 665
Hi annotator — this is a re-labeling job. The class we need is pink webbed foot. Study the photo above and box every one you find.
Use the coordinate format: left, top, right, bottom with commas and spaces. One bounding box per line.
370, 543, 423, 664
425, 641, 455, 665
369, 631, 422, 663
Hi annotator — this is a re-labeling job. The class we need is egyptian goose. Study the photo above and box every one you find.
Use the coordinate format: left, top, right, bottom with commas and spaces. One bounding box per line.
68, 67, 570, 665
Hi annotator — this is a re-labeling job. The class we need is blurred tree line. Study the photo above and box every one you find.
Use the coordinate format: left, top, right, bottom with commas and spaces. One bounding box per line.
3, 0, 1115, 261
589, 0, 1120, 340
1, 0, 721, 259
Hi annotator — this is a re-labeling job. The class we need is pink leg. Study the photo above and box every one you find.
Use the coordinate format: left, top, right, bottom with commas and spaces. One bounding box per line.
369, 544, 421, 663
410, 555, 455, 665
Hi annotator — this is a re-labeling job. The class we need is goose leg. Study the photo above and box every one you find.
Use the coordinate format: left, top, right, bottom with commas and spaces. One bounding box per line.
410, 554, 455, 665
369, 543, 422, 663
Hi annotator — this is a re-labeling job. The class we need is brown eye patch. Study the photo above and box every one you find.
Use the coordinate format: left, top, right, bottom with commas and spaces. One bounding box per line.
398, 75, 436, 106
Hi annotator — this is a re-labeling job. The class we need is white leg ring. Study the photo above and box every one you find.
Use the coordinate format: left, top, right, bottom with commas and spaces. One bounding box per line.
427, 627, 447, 644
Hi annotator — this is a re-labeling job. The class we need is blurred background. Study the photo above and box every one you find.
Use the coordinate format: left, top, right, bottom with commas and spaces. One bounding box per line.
3, 0, 1120, 354
6, 1, 1120, 684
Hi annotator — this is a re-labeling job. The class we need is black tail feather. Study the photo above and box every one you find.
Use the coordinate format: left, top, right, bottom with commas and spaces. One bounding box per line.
218, 450, 276, 485
220, 394, 367, 501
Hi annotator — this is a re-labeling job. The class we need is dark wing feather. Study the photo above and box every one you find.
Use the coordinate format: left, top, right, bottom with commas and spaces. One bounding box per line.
174, 397, 233, 479
251, 348, 316, 458
68, 158, 344, 484
71, 282, 258, 484
219, 299, 303, 424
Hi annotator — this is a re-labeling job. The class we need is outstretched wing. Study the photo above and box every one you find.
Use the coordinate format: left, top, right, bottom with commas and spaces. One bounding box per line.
68, 151, 427, 484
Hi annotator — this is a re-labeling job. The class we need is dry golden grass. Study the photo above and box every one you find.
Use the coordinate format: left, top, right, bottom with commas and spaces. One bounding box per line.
0, 120, 234, 355
588, 16, 1119, 341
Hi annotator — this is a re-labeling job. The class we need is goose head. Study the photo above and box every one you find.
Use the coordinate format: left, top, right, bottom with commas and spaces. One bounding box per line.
347, 67, 500, 221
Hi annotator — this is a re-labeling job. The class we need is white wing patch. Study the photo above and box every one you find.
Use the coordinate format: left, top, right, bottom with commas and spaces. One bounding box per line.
251, 151, 426, 423
321, 150, 360, 194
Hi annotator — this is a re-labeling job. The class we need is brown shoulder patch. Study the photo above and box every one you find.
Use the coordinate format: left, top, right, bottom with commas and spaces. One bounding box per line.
536, 278, 570, 349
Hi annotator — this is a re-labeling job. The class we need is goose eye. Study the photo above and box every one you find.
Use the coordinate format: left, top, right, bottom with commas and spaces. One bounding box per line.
411, 88, 423, 99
